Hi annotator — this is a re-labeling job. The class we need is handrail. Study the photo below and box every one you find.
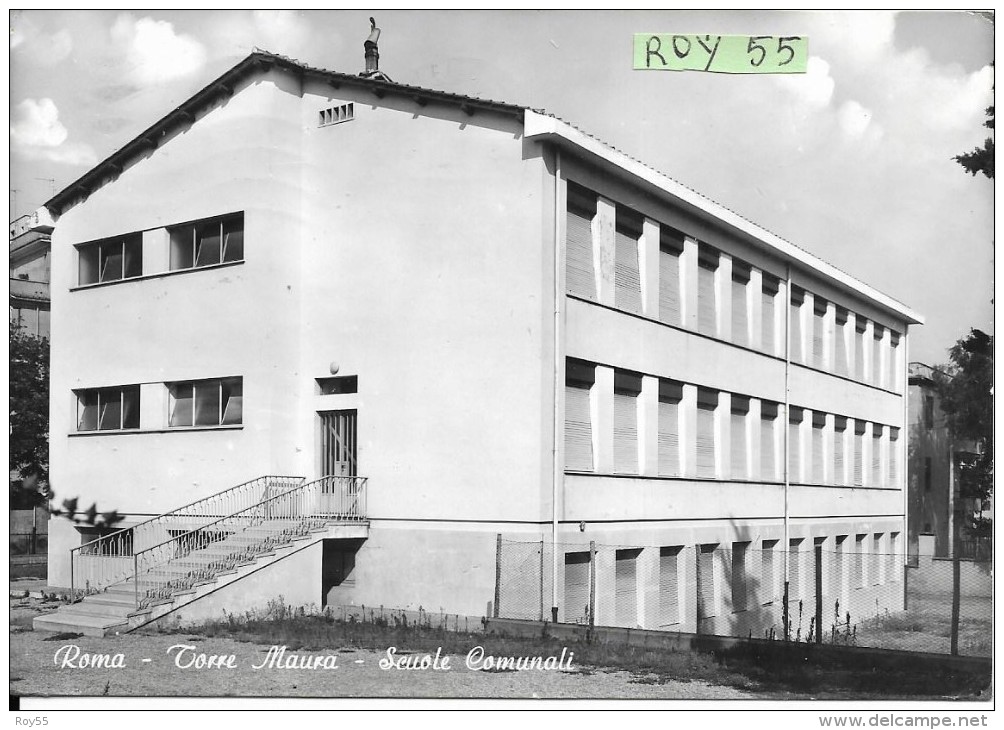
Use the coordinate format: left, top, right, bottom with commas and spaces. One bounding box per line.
70, 474, 305, 596
130, 475, 366, 608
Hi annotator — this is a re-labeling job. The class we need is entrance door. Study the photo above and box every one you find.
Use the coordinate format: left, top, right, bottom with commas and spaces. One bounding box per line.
320, 410, 357, 477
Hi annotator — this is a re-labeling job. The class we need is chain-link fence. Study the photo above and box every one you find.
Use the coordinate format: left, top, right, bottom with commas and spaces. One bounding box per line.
495, 536, 991, 657
10, 531, 47, 556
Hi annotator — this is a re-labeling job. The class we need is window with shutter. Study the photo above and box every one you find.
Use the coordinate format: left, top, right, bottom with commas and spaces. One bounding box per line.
873, 534, 884, 585
730, 395, 749, 479
888, 427, 899, 486
696, 388, 718, 478
658, 546, 682, 627
788, 406, 803, 482
888, 532, 899, 582
833, 416, 847, 485
761, 401, 778, 480
790, 287, 804, 364
563, 552, 591, 624
813, 298, 826, 369
565, 359, 595, 472
613, 370, 642, 474
855, 534, 867, 588
888, 331, 900, 390
614, 548, 641, 627
855, 319, 867, 381
835, 308, 849, 376
762, 275, 778, 354
614, 209, 643, 314
872, 425, 883, 487
659, 229, 684, 327
834, 535, 847, 596
731, 264, 750, 347
873, 326, 884, 386
788, 538, 803, 600
812, 411, 826, 484
566, 182, 597, 300
761, 539, 777, 605
731, 542, 749, 613
853, 421, 865, 486
697, 544, 717, 619
658, 380, 683, 476
697, 247, 718, 336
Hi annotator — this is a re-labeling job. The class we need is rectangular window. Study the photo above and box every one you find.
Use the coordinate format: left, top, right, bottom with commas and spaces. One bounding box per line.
77, 233, 143, 286
888, 427, 899, 486
833, 416, 847, 485
730, 395, 749, 479
812, 297, 827, 369
853, 421, 866, 486
888, 331, 900, 390
761, 539, 777, 605
872, 425, 883, 487
614, 548, 641, 627
563, 552, 591, 624
731, 541, 749, 613
657, 379, 682, 477
696, 387, 718, 478
731, 263, 750, 347
760, 401, 778, 480
75, 385, 140, 432
855, 319, 867, 381
788, 538, 803, 600
613, 370, 642, 474
697, 543, 718, 620
811, 411, 826, 484
873, 326, 885, 387
873, 533, 884, 585
788, 406, 804, 483
834, 535, 847, 597
658, 546, 682, 627
564, 359, 595, 472
835, 308, 849, 376
658, 228, 684, 327
855, 534, 867, 588
167, 377, 242, 428
614, 208, 642, 314
565, 183, 597, 301
888, 532, 900, 581
761, 274, 778, 354
169, 213, 244, 271
316, 375, 358, 395
697, 246, 718, 336
924, 457, 932, 491
790, 287, 804, 364
923, 395, 934, 429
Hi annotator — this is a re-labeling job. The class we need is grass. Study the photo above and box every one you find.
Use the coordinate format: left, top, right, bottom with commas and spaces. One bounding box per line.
146, 596, 990, 699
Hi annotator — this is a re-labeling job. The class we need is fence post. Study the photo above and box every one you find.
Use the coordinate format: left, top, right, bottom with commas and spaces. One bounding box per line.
950, 557, 961, 656
588, 541, 596, 629
539, 536, 545, 622
782, 580, 790, 641
814, 543, 823, 644
493, 533, 501, 619
694, 544, 702, 636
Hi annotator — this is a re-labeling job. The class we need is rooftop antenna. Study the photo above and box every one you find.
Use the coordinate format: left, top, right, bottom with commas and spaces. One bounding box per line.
35, 177, 56, 196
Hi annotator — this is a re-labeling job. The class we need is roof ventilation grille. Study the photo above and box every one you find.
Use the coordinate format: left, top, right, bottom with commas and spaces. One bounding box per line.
319, 103, 354, 128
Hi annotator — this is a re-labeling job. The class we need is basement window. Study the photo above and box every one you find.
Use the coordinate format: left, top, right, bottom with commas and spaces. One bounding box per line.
319, 103, 354, 127
75, 385, 140, 432
77, 233, 143, 285
168, 377, 243, 427
169, 213, 244, 270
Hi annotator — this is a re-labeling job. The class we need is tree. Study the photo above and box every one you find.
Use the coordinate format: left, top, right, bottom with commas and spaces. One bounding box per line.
9, 328, 49, 508
955, 105, 994, 179
933, 329, 993, 536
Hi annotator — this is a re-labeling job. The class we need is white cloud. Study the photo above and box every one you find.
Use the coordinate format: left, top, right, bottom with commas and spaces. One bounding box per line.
776, 56, 835, 109
110, 14, 207, 85
837, 100, 873, 139
9, 15, 73, 66
252, 10, 311, 53
10, 98, 97, 166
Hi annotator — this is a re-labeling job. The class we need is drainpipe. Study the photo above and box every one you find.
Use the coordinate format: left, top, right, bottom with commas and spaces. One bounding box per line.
551, 146, 562, 623
783, 264, 792, 621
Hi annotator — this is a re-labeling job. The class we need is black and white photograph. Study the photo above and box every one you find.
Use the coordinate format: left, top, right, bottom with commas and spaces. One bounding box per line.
8, 8, 994, 717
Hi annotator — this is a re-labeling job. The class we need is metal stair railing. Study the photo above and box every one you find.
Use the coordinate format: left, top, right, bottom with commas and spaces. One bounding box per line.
70, 475, 305, 596
130, 475, 367, 608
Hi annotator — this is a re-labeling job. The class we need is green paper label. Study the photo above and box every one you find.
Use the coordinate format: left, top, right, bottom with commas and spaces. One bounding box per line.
634, 34, 808, 74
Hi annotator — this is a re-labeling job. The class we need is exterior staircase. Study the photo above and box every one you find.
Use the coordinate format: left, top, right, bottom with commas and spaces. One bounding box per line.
34, 475, 368, 636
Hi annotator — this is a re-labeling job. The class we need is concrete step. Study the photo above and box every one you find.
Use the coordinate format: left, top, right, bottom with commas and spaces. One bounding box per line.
60, 600, 139, 620
33, 610, 130, 637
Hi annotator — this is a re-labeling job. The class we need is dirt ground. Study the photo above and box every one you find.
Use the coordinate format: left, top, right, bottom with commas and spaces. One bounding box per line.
10, 599, 757, 701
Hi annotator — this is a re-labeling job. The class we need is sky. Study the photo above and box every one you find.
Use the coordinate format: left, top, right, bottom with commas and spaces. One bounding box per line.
8, 9, 995, 366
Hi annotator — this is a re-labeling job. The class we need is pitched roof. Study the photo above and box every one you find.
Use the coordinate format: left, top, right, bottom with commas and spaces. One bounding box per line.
43, 49, 922, 324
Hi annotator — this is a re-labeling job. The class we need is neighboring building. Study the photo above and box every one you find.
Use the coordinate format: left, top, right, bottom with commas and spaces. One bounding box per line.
36, 46, 923, 636
907, 362, 989, 561
9, 211, 52, 339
